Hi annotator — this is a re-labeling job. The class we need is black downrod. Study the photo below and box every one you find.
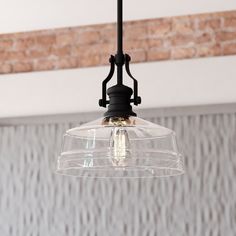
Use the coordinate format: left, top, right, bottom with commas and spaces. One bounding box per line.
116, 0, 124, 85
117, 0, 123, 55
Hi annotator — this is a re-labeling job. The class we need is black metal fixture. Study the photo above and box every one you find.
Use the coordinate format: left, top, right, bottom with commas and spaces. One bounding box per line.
56, 0, 184, 178
98, 0, 141, 118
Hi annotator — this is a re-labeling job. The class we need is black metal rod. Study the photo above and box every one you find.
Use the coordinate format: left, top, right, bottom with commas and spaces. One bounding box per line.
117, 66, 123, 85
117, 0, 123, 85
117, 0, 123, 55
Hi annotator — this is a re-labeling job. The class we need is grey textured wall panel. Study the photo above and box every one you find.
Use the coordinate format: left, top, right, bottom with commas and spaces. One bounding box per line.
0, 111, 236, 236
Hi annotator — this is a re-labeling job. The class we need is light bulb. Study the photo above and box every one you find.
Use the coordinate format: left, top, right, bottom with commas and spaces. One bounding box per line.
104, 117, 132, 167
109, 127, 131, 167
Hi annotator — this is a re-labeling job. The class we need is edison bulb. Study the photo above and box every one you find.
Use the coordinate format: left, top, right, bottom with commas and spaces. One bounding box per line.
109, 127, 131, 167
102, 117, 132, 167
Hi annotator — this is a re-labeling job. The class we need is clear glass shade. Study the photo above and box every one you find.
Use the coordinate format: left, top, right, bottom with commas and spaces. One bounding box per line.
56, 116, 184, 178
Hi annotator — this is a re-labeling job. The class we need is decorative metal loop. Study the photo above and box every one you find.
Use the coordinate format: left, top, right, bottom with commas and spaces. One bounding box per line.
124, 54, 141, 106
99, 55, 115, 108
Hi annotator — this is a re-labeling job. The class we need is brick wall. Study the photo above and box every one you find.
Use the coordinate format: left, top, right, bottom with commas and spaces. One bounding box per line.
0, 10, 236, 74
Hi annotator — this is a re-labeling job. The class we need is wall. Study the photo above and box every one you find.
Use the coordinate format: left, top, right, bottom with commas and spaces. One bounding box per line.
1, 10, 236, 118
1, 0, 236, 34
0, 8, 236, 119
0, 105, 235, 236
1, 10, 236, 74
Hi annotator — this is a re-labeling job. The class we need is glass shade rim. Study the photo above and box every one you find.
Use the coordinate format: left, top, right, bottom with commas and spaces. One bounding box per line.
55, 167, 185, 179
56, 152, 185, 178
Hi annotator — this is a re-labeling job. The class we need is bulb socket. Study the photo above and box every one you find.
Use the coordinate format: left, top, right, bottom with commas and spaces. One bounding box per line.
104, 84, 136, 118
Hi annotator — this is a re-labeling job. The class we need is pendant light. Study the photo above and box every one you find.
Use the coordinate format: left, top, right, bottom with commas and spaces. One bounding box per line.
56, 0, 184, 178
